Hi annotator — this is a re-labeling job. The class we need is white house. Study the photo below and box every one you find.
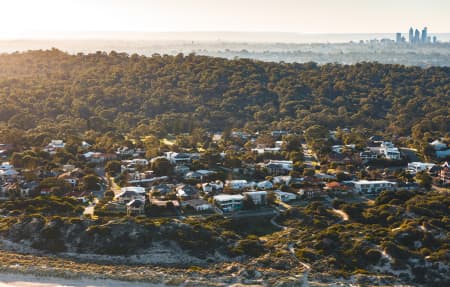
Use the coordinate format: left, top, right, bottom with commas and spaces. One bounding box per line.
251, 147, 281, 154
182, 199, 213, 212
0, 163, 18, 180
243, 190, 267, 205
44, 140, 65, 154
0, 162, 14, 171
202, 181, 223, 193
176, 185, 199, 200
115, 186, 146, 204
225, 180, 249, 190
380, 142, 401, 160
165, 152, 198, 165
49, 140, 65, 148
407, 162, 435, 173
274, 190, 297, 202
272, 176, 292, 185
214, 194, 244, 212
268, 160, 293, 170
351, 180, 396, 194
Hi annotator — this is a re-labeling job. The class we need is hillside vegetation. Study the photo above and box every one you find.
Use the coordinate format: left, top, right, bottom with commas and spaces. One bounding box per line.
0, 50, 448, 147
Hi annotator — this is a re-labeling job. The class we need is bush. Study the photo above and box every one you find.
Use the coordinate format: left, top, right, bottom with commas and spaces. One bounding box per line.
365, 249, 382, 264
231, 238, 265, 257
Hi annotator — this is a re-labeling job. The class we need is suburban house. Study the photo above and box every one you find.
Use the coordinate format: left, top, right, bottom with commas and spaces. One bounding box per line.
165, 152, 198, 165
380, 142, 401, 160
274, 190, 297, 202
271, 130, 288, 138
298, 187, 325, 198
44, 140, 65, 154
396, 182, 420, 191
0, 162, 13, 170
272, 176, 292, 185
19, 181, 39, 197
351, 180, 396, 193
440, 162, 449, 185
115, 186, 146, 204
430, 139, 447, 151
252, 147, 281, 154
150, 184, 174, 195
116, 147, 145, 158
174, 165, 190, 175
231, 131, 251, 140
83, 152, 117, 163
213, 194, 244, 212
184, 170, 214, 181
256, 180, 273, 190
225, 180, 249, 191
243, 190, 267, 205
57, 172, 78, 186
150, 198, 180, 208
128, 175, 168, 186
263, 160, 293, 175
332, 144, 355, 154
176, 184, 199, 200
407, 162, 435, 173
359, 150, 378, 160
182, 199, 213, 212
126, 199, 145, 216
201, 181, 223, 193
324, 181, 352, 193
0, 163, 18, 180
130, 158, 149, 166
81, 141, 92, 149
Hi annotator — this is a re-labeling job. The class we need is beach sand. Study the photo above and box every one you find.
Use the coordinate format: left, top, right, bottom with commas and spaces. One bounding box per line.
0, 273, 164, 287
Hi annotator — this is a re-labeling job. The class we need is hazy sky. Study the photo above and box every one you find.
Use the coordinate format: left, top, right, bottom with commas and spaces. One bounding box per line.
1, 0, 449, 37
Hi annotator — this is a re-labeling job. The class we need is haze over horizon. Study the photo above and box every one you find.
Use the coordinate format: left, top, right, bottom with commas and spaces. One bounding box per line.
0, 0, 449, 40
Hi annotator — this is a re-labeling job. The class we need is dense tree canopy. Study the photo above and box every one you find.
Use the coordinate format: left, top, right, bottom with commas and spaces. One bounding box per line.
0, 50, 448, 146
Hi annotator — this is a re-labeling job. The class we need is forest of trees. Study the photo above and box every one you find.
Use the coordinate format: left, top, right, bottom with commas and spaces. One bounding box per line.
0, 49, 448, 147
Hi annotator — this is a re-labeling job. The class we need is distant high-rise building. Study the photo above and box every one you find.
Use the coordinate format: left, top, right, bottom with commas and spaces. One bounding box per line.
422, 27, 428, 43
396, 32, 402, 43
414, 29, 420, 43
409, 27, 414, 43
433, 36, 437, 43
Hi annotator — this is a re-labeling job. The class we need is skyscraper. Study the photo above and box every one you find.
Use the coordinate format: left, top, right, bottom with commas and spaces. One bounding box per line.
396, 32, 402, 43
409, 27, 414, 43
414, 29, 420, 44
422, 27, 428, 43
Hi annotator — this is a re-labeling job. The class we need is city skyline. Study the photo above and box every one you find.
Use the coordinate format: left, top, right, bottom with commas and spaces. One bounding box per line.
0, 0, 450, 39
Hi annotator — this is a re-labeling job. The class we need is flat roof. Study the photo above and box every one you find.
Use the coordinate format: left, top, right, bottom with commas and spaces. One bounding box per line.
214, 194, 244, 201
352, 180, 395, 184
120, 186, 146, 193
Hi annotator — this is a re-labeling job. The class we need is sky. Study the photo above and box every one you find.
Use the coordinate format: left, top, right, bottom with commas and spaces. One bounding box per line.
0, 0, 449, 38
